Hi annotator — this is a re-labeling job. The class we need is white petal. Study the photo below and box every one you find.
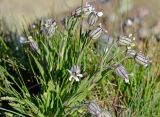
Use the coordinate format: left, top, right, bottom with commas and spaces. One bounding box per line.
125, 78, 130, 84
77, 74, 83, 77
67, 70, 71, 74
105, 48, 109, 53
69, 76, 72, 81
97, 12, 103, 17
74, 77, 80, 82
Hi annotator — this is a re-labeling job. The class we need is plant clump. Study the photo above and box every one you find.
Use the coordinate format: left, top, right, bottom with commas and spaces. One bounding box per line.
0, 1, 153, 117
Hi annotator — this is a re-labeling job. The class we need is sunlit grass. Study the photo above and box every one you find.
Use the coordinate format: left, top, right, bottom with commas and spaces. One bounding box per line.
0, 1, 160, 117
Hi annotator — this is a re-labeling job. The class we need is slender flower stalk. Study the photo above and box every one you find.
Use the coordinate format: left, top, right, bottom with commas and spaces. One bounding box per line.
61, 16, 78, 31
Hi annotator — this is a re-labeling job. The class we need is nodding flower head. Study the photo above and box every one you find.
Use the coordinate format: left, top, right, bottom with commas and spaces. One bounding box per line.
40, 18, 57, 37
87, 11, 103, 26
115, 64, 129, 84
117, 34, 136, 49
89, 23, 104, 40
68, 65, 83, 82
135, 52, 151, 67
87, 102, 102, 116
73, 2, 95, 17
117, 35, 132, 46
126, 49, 137, 58
28, 36, 39, 52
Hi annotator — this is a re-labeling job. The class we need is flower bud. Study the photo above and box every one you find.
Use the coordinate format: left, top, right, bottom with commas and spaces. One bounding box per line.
87, 11, 103, 26
135, 53, 150, 67
87, 12, 99, 26
73, 3, 95, 17
88, 102, 102, 116
28, 36, 39, 52
89, 24, 103, 40
115, 64, 129, 84
126, 49, 136, 58
117, 35, 132, 46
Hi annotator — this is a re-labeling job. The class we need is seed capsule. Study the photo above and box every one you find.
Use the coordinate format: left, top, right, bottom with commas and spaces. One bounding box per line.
126, 49, 136, 58
88, 102, 102, 116
89, 24, 103, 40
115, 64, 129, 84
117, 35, 132, 46
135, 53, 150, 67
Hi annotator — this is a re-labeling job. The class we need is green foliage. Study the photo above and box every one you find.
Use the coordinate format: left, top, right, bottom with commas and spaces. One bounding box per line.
0, 2, 160, 117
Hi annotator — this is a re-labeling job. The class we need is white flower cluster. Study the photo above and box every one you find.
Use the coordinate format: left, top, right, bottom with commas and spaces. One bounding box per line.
40, 18, 57, 38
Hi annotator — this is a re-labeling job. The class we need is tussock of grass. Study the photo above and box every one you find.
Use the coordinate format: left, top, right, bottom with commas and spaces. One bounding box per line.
0, 1, 160, 117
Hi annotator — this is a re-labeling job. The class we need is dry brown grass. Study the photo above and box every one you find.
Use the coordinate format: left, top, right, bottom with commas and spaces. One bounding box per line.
0, 0, 86, 31
0, 0, 160, 32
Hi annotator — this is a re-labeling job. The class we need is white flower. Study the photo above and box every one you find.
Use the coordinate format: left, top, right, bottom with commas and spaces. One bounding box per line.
19, 36, 27, 44
68, 65, 83, 82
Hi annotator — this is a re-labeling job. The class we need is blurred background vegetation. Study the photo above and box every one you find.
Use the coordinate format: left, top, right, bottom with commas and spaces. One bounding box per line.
0, 0, 160, 31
